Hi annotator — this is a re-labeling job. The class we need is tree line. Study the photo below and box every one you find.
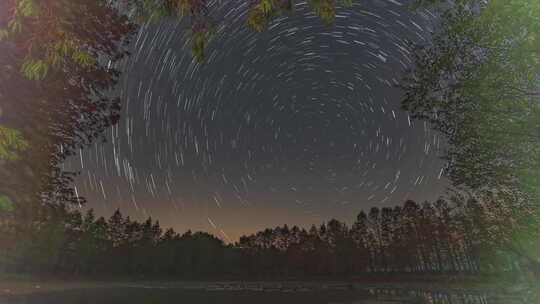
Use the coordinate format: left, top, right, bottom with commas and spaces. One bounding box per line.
1, 194, 534, 280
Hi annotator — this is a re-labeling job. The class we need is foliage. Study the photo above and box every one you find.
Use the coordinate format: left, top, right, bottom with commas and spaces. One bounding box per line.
403, 0, 539, 187
0, 127, 29, 166
403, 0, 540, 195
244, 0, 353, 33
1, 0, 128, 81
307, 0, 352, 22
127, 0, 354, 63
0, 196, 14, 212
401, 0, 540, 275
245, 0, 295, 32
189, 23, 217, 64
0, 0, 135, 225
0, 108, 28, 213
0, 106, 29, 167
126, 0, 215, 63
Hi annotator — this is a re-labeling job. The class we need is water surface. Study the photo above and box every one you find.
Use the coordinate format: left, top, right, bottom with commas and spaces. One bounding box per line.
1, 286, 532, 304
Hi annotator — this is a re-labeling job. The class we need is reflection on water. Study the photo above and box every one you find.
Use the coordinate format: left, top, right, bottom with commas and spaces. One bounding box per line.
0, 286, 532, 304
365, 288, 531, 304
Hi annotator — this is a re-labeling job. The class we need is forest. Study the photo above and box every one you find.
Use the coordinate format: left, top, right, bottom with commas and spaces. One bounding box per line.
0, 194, 535, 280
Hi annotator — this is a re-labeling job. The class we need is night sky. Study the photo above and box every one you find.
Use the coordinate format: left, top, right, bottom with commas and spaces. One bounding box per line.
65, 0, 449, 243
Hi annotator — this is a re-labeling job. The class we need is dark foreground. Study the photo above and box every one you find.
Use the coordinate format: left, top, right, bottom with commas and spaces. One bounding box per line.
0, 281, 536, 304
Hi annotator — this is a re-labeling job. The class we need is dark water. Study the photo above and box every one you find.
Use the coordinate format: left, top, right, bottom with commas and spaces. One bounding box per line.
0, 287, 533, 304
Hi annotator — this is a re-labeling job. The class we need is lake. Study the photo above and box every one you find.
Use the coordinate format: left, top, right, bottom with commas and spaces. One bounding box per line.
0, 283, 533, 304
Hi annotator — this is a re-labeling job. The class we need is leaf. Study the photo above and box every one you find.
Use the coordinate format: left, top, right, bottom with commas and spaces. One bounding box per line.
21, 59, 49, 80
49, 53, 61, 69
8, 19, 22, 33
308, 0, 336, 22
18, 0, 39, 17
260, 0, 273, 13
0, 125, 29, 148
190, 31, 209, 63
54, 41, 71, 57
0, 125, 29, 166
176, 0, 192, 16
0, 29, 9, 41
246, 10, 265, 32
0, 195, 14, 212
72, 49, 95, 66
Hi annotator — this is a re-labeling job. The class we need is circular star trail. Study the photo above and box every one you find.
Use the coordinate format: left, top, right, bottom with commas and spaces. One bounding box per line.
67, 0, 448, 242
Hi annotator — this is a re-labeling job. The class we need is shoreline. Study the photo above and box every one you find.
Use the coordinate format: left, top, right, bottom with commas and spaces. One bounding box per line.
0, 277, 535, 296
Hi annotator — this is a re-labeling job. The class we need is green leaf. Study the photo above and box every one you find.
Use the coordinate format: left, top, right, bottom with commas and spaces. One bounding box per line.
54, 41, 71, 57
260, 0, 273, 13
0, 195, 14, 212
49, 53, 61, 69
190, 31, 209, 63
72, 49, 95, 66
8, 19, 22, 33
0, 125, 29, 165
246, 10, 265, 32
0, 29, 9, 41
18, 0, 39, 17
21, 59, 49, 80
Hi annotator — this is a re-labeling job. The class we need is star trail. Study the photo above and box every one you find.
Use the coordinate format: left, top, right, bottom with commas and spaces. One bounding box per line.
65, 0, 449, 242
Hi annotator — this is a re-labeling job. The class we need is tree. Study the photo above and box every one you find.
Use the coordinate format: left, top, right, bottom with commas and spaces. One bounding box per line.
402, 0, 540, 278
108, 209, 126, 248
155, 228, 178, 275
379, 207, 393, 272
367, 207, 384, 271
350, 211, 370, 273
1, 0, 135, 227
403, 0, 540, 198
